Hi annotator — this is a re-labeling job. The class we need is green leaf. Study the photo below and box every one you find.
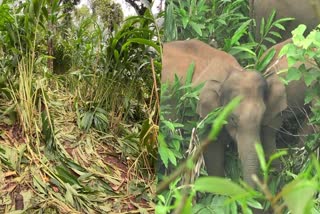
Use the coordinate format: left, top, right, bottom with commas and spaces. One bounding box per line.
189, 21, 203, 36
164, 2, 177, 41
41, 6, 48, 20
181, 15, 189, 28
305, 88, 317, 104
193, 82, 205, 93
304, 68, 320, 86
282, 179, 317, 214
114, 49, 119, 63
269, 31, 282, 39
246, 199, 263, 210
278, 43, 291, 58
264, 37, 276, 45
181, 190, 195, 214
139, 119, 152, 141
274, 23, 285, 31
292, 24, 307, 39
230, 46, 256, 58
185, 62, 195, 85
33, 173, 47, 194
122, 38, 160, 54
255, 144, 266, 173
274, 17, 295, 24
216, 18, 227, 26
256, 48, 276, 72
65, 183, 76, 206
162, 120, 183, 131
208, 96, 242, 141
55, 165, 80, 186
95, 110, 109, 123
265, 10, 276, 30
286, 67, 302, 82
268, 150, 287, 168
230, 20, 250, 46
158, 134, 170, 167
80, 111, 94, 131
195, 177, 247, 196
167, 149, 177, 166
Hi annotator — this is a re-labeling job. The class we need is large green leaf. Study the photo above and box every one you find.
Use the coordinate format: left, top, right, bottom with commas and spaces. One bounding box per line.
282, 179, 317, 214
286, 67, 302, 82
121, 38, 160, 53
256, 48, 276, 72
195, 177, 247, 196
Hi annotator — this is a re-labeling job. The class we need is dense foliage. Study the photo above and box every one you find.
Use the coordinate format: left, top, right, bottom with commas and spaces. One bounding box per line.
157, 0, 320, 213
164, 0, 292, 66
0, 0, 161, 212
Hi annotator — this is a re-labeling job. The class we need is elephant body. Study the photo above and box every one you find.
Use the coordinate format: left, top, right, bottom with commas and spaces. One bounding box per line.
162, 39, 243, 83
261, 38, 316, 157
251, 0, 320, 43
162, 39, 268, 186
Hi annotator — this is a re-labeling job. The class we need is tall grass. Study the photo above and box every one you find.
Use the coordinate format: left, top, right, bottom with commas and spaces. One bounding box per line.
0, 0, 161, 212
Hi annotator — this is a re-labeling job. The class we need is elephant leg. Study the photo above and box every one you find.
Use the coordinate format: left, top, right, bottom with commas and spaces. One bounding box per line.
203, 132, 227, 177
261, 115, 283, 171
261, 126, 278, 159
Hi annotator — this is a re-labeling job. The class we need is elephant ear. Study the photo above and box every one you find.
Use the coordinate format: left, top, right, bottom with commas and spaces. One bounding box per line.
196, 80, 221, 118
262, 72, 287, 125
195, 65, 233, 117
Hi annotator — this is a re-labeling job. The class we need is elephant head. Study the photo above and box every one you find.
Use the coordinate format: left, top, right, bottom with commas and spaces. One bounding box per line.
261, 38, 317, 157
195, 61, 268, 186
162, 39, 268, 186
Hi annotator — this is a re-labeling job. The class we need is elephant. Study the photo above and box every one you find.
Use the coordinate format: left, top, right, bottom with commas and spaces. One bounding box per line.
261, 38, 318, 161
162, 39, 270, 187
251, 0, 320, 44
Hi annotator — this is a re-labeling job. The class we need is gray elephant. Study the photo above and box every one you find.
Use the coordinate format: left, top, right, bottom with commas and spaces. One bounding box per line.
162, 39, 269, 187
261, 38, 318, 159
251, 0, 320, 43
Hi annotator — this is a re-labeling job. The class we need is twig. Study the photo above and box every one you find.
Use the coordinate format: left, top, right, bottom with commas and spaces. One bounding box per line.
252, 175, 284, 214
150, 58, 160, 124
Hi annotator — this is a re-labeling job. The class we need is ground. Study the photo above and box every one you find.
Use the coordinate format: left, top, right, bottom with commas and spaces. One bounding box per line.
0, 84, 156, 213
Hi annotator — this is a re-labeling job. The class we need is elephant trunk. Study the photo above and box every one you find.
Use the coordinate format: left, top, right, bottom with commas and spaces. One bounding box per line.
237, 132, 262, 187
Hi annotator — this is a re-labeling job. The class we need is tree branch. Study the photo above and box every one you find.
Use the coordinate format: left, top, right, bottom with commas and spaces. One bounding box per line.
124, 0, 152, 15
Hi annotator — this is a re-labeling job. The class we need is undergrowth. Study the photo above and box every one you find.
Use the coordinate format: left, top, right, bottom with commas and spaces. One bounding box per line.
0, 0, 161, 213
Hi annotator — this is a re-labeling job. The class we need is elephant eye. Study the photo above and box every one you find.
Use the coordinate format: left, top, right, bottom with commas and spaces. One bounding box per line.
228, 114, 238, 126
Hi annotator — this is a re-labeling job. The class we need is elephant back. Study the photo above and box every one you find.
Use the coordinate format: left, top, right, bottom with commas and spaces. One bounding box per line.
252, 0, 320, 45
262, 39, 314, 116
162, 39, 243, 84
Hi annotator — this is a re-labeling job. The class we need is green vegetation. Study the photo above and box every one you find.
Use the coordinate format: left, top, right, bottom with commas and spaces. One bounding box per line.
0, 0, 161, 212
164, 0, 292, 66
158, 0, 320, 213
